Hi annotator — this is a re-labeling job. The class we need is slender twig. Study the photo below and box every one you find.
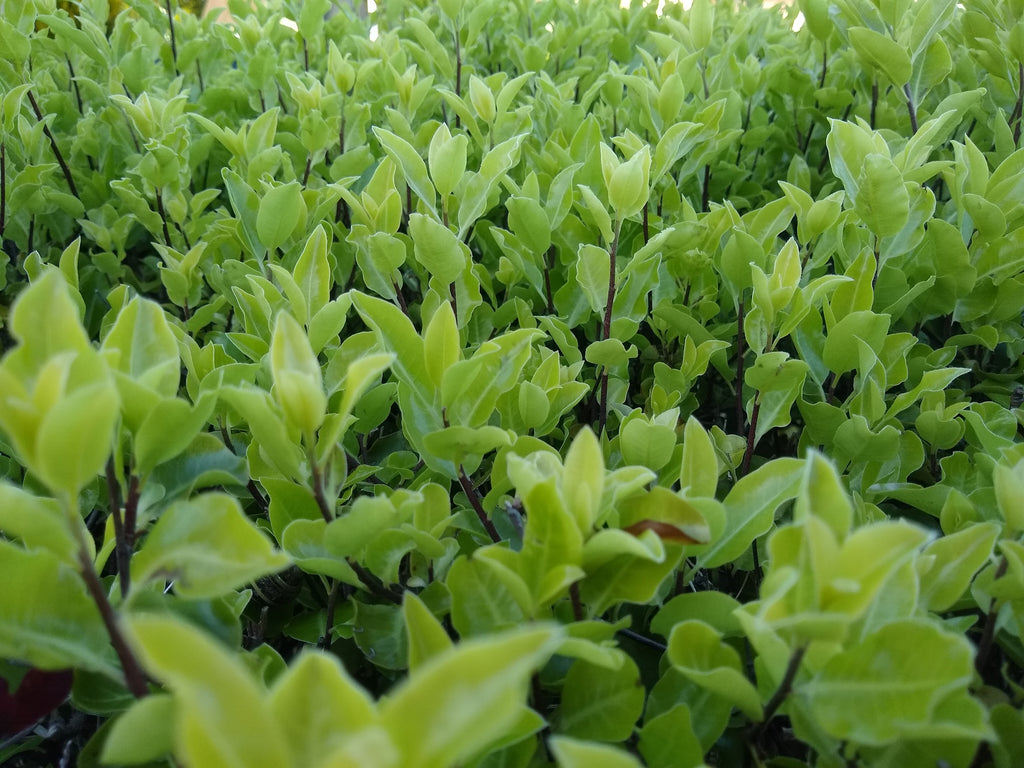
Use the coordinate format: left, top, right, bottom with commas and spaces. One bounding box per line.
105, 460, 130, 599
975, 556, 1009, 676
903, 84, 918, 134
1011, 61, 1024, 146
870, 78, 878, 130
310, 455, 334, 524
348, 559, 403, 603
749, 644, 807, 743
735, 297, 746, 432
599, 220, 623, 433
454, 26, 462, 129
74, 537, 148, 699
741, 398, 761, 477
569, 581, 583, 621
163, 0, 180, 76
701, 164, 711, 212
154, 188, 172, 247
544, 245, 556, 314
26, 90, 79, 200
320, 580, 341, 649
458, 464, 500, 542
1, 139, 6, 238
616, 627, 667, 652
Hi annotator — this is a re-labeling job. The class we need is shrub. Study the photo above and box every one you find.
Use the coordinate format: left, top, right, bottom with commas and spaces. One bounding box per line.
1, 0, 1023, 766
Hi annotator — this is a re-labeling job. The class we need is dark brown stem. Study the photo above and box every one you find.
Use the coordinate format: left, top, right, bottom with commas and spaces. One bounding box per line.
544, 245, 556, 314
26, 90, 79, 200
393, 279, 409, 317
569, 581, 583, 621
459, 464, 500, 543
163, 0, 180, 76
701, 164, 711, 212
735, 297, 746, 432
302, 154, 312, 186
818, 44, 828, 89
320, 580, 340, 649
1, 139, 6, 238
76, 545, 148, 698
975, 556, 1009, 676
903, 83, 918, 134
66, 56, 84, 116
105, 460, 130, 599
310, 455, 334, 524
741, 398, 760, 477
195, 60, 204, 93
750, 645, 807, 742
154, 188, 172, 247
123, 474, 140, 552
642, 201, 649, 244
598, 221, 622, 433
1011, 61, 1024, 146
348, 559, 403, 603
870, 78, 878, 130
303, 37, 309, 72
454, 27, 462, 129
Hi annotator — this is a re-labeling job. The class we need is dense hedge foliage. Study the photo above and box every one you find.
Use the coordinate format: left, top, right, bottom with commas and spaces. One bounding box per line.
1, 0, 1024, 765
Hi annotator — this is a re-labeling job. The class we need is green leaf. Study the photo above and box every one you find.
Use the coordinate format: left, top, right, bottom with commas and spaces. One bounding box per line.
853, 155, 911, 237
148, 433, 249, 506
797, 619, 988, 746
423, 300, 460, 389
36, 380, 119, 499
558, 654, 645, 741
127, 615, 290, 768
638, 705, 704, 768
374, 126, 436, 214
101, 297, 180, 397
823, 311, 891, 374
563, 427, 606, 534
849, 27, 912, 86
448, 554, 528, 636
518, 479, 585, 610
575, 243, 610, 315
134, 395, 216, 478
292, 224, 332, 324
549, 736, 644, 768
267, 650, 381, 765
0, 541, 117, 677
428, 122, 468, 199
667, 620, 763, 721
403, 592, 453, 672
679, 416, 718, 498
0, 481, 78, 562
993, 461, 1024, 536
132, 493, 290, 599
620, 416, 677, 472
379, 625, 561, 768
507, 195, 552, 256
351, 291, 430, 396
270, 310, 326, 436
697, 458, 804, 569
100, 695, 176, 765
651, 591, 743, 639
257, 181, 307, 252
409, 213, 468, 284
793, 451, 853, 541
917, 522, 999, 613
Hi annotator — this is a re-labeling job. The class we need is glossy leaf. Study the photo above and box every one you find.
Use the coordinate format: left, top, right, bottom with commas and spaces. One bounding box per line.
132, 494, 290, 599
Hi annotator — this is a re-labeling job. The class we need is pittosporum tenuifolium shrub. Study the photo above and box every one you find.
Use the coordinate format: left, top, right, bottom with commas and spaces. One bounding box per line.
1, 0, 1023, 765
